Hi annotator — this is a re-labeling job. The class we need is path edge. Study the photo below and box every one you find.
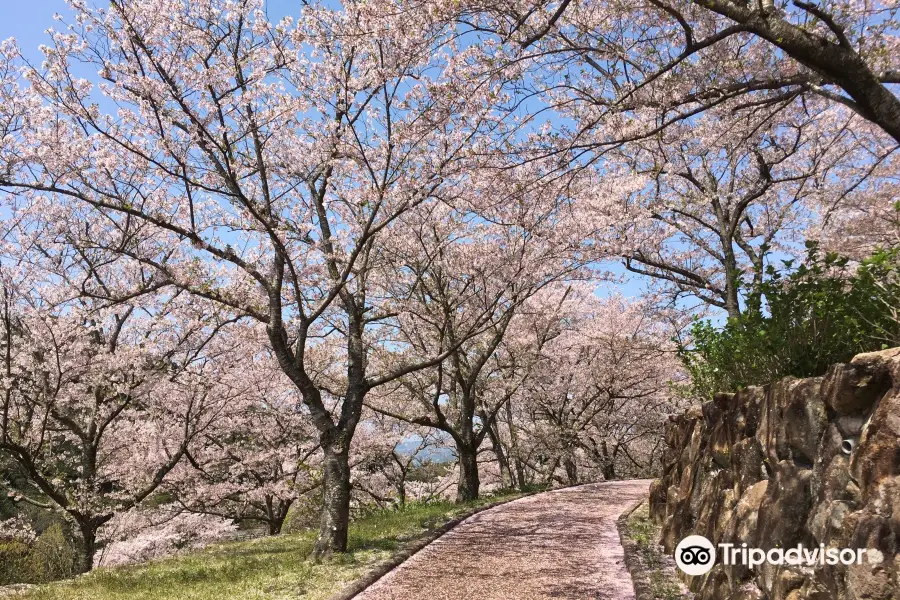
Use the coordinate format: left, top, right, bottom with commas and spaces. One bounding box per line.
326, 489, 546, 600
616, 498, 656, 600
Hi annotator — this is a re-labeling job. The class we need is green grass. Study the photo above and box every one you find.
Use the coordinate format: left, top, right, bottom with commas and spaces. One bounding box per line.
15, 493, 525, 600
624, 504, 686, 600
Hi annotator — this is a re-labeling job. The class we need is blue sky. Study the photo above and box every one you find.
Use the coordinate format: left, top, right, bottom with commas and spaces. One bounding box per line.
2, 1, 68, 59
1, 0, 301, 59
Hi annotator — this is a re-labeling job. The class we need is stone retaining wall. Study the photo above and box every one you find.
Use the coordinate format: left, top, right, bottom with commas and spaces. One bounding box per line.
649, 348, 900, 600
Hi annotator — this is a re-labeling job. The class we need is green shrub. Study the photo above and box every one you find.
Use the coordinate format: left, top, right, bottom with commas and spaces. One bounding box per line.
28, 523, 78, 582
0, 538, 32, 585
406, 460, 451, 483
282, 494, 322, 534
680, 243, 900, 399
0, 521, 79, 585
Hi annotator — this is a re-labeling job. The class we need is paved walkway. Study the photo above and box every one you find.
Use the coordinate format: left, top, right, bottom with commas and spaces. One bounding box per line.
356, 480, 651, 600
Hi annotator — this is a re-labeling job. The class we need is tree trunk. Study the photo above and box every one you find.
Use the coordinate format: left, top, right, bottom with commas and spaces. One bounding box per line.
456, 445, 480, 503
504, 402, 528, 490
563, 456, 578, 485
397, 480, 406, 507
601, 440, 617, 480
266, 519, 281, 536
264, 496, 290, 536
721, 238, 742, 319
485, 421, 512, 488
313, 443, 351, 557
602, 462, 617, 481
513, 458, 528, 491
76, 521, 97, 574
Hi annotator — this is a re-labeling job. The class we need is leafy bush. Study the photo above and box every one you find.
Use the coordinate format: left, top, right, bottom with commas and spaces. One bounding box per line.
282, 494, 322, 534
406, 460, 451, 483
0, 538, 32, 585
27, 523, 78, 582
0, 520, 79, 585
680, 242, 900, 399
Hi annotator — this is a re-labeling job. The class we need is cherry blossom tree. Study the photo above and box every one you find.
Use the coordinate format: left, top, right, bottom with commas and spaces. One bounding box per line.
436, 0, 900, 143
0, 0, 870, 568
351, 417, 448, 507
364, 164, 597, 501
416, 1, 899, 313
96, 509, 236, 568
613, 107, 896, 315
475, 288, 587, 490
166, 330, 321, 536
813, 192, 900, 259
509, 292, 686, 485
0, 0, 537, 555
0, 264, 235, 572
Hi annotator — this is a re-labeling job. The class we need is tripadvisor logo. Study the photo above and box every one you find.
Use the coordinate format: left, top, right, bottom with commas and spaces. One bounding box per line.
675, 535, 716, 575
674, 535, 880, 576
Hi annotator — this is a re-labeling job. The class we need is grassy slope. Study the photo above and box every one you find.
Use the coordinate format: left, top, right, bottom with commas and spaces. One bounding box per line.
623, 503, 688, 600
17, 494, 523, 600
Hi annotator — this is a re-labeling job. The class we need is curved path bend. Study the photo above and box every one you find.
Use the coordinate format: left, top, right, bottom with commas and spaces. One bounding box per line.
356, 480, 651, 600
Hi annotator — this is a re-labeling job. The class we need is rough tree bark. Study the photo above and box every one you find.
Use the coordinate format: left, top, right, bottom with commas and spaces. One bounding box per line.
456, 443, 481, 503
504, 402, 529, 490
264, 496, 293, 536
316, 440, 352, 555
563, 456, 578, 485
74, 514, 112, 573
485, 418, 513, 488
